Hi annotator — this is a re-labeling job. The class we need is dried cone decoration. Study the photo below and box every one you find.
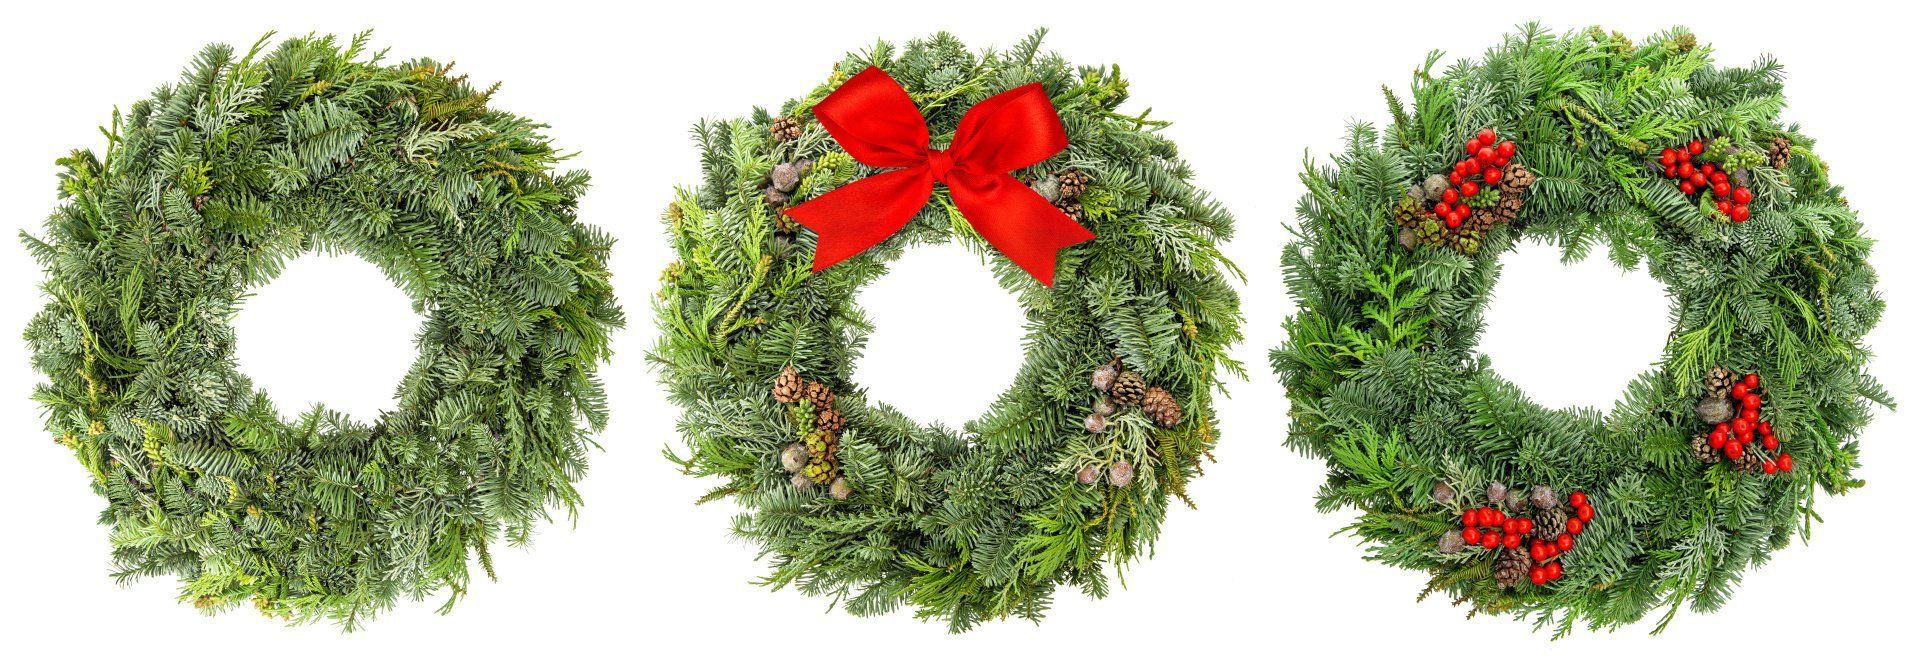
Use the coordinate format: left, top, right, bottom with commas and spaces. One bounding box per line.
1141, 387, 1183, 428
769, 366, 852, 499
1394, 128, 1529, 255
1693, 368, 1794, 475
1440, 488, 1596, 589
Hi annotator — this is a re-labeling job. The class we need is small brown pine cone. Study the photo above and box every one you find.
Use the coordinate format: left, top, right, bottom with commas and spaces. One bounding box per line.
1141, 387, 1182, 428
1110, 371, 1148, 407
1703, 365, 1737, 398
1437, 530, 1467, 554
772, 366, 804, 404
769, 116, 802, 142
1733, 447, 1765, 473
1487, 482, 1509, 504
1055, 200, 1085, 222
802, 381, 835, 410
1695, 394, 1735, 425
1056, 168, 1091, 199
1769, 136, 1793, 171
1529, 485, 1559, 510
1690, 433, 1719, 463
1091, 361, 1120, 392
1499, 162, 1535, 198
1533, 507, 1570, 540
816, 408, 847, 433
1493, 547, 1533, 589
1108, 459, 1135, 488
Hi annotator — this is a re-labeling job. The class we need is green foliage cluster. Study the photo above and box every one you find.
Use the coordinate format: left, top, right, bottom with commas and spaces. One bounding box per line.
655, 30, 1243, 631
21, 33, 623, 628
1271, 25, 1887, 635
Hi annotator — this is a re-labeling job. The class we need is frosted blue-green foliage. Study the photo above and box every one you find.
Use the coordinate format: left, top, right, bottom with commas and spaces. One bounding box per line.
22, 33, 623, 628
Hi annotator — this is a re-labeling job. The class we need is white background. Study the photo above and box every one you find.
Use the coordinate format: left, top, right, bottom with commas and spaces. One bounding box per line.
2, 1, 1913, 658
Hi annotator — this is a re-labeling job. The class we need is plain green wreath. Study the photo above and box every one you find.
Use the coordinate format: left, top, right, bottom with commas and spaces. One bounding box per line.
654, 31, 1243, 631
1272, 25, 1887, 635
22, 33, 623, 627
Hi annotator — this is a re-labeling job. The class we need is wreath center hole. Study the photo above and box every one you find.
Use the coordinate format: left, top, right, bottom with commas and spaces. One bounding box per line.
852, 242, 1026, 428
1480, 242, 1669, 412
232, 252, 421, 420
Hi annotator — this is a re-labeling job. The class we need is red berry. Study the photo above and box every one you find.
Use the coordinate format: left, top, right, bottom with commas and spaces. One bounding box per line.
1576, 504, 1595, 522
1733, 187, 1753, 204
1711, 171, 1729, 184
1745, 373, 1760, 388
1680, 182, 1696, 195
1518, 518, 1533, 534
1476, 147, 1496, 163
1503, 519, 1520, 534
1757, 421, 1773, 436
1454, 160, 1472, 175
1566, 517, 1584, 535
1504, 534, 1522, 549
1732, 383, 1749, 399
1732, 205, 1750, 222
1713, 182, 1731, 197
1764, 460, 1778, 474
1463, 510, 1480, 527
1709, 430, 1727, 449
1530, 567, 1548, 585
1702, 162, 1717, 176
1461, 181, 1480, 197
1442, 189, 1459, 204
1484, 168, 1502, 183
1762, 436, 1779, 451
1434, 202, 1452, 217
1498, 141, 1516, 159
1569, 492, 1587, 508
1741, 408, 1759, 424
1678, 163, 1696, 178
1660, 149, 1678, 166
1679, 149, 1692, 163
1545, 562, 1563, 581
1478, 128, 1498, 145
1449, 171, 1464, 185
1445, 215, 1462, 229
1725, 441, 1745, 460
1664, 165, 1678, 178
1689, 139, 1704, 154
1689, 173, 1708, 188
1483, 530, 1502, 548
1743, 393, 1762, 410
1732, 418, 1753, 435
1463, 527, 1482, 545
1531, 544, 1548, 561
1778, 454, 1794, 472
1557, 533, 1573, 551
1488, 509, 1506, 525
1466, 138, 1484, 155
1717, 200, 1733, 215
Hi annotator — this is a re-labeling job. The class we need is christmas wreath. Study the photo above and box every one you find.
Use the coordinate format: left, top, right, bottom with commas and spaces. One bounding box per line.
655, 31, 1242, 631
21, 33, 623, 627
1272, 26, 1887, 634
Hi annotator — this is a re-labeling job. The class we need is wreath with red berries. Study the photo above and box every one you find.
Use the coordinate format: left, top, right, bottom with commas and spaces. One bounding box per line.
1273, 26, 1887, 635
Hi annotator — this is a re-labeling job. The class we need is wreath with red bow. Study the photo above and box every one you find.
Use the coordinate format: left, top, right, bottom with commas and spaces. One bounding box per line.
655, 31, 1243, 630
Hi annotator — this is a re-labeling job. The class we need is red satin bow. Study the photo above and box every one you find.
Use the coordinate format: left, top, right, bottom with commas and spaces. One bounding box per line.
783, 67, 1095, 286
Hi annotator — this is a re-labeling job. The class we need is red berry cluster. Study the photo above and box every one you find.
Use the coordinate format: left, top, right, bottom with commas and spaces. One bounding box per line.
1430, 128, 1518, 229
1657, 139, 1754, 222
1707, 372, 1795, 474
1455, 491, 1596, 587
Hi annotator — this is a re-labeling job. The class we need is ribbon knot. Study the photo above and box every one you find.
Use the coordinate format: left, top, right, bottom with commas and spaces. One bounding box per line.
783, 67, 1095, 286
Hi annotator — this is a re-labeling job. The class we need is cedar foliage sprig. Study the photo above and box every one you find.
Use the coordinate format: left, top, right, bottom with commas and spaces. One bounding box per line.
1272, 25, 1886, 636
654, 30, 1243, 631
21, 32, 624, 628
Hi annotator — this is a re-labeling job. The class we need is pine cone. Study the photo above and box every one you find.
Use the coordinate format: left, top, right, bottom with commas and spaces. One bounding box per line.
816, 408, 847, 433
1141, 387, 1182, 428
1769, 136, 1793, 171
1695, 394, 1735, 425
1420, 174, 1450, 202
1498, 162, 1535, 198
1110, 371, 1148, 406
1703, 365, 1737, 398
770, 161, 805, 193
1392, 196, 1427, 229
1493, 547, 1533, 589
1397, 227, 1421, 251
1733, 447, 1765, 473
1486, 482, 1509, 504
1054, 200, 1085, 222
1437, 530, 1467, 554
1690, 432, 1719, 463
769, 116, 802, 142
1533, 507, 1571, 540
802, 381, 835, 410
1084, 413, 1107, 434
772, 366, 804, 404
1056, 168, 1091, 199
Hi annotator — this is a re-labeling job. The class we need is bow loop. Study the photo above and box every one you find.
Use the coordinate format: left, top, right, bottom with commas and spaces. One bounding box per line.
783, 68, 1093, 287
